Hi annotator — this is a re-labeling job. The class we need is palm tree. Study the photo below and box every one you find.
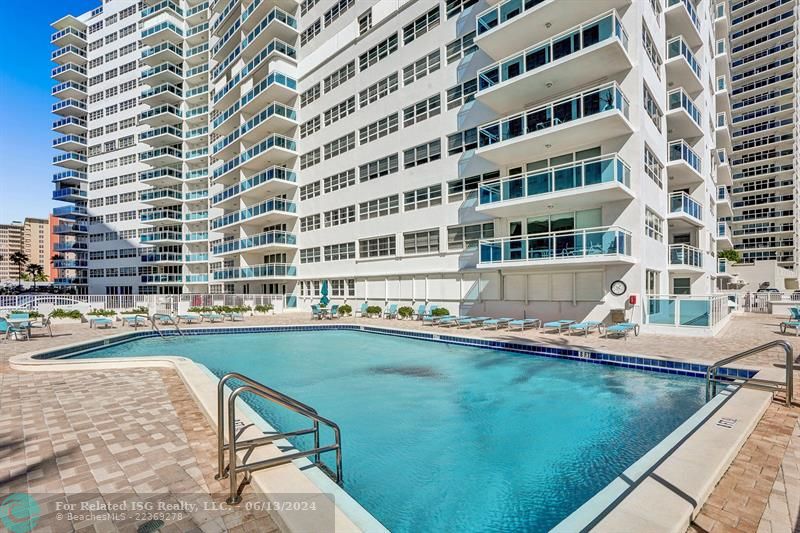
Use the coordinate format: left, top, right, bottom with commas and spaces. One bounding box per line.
26, 264, 45, 291
9, 251, 29, 289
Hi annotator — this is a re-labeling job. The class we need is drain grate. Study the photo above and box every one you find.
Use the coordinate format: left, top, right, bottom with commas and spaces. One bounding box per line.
137, 519, 165, 533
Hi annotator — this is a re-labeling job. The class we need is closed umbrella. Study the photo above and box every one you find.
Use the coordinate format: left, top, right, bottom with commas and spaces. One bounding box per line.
320, 280, 330, 307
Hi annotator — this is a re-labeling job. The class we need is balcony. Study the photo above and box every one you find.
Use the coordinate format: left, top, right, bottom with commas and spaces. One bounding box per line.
140, 231, 183, 245
212, 71, 297, 134
666, 140, 703, 186
52, 205, 87, 219
665, 0, 702, 48
213, 263, 297, 281
141, 20, 184, 46
477, 154, 632, 217
241, 4, 297, 36
212, 134, 297, 181
51, 26, 86, 47
185, 253, 209, 263
139, 166, 183, 186
140, 252, 183, 264
52, 80, 87, 99
476, 83, 631, 165
52, 98, 86, 117
184, 211, 209, 222
666, 89, 702, 140
140, 83, 183, 106
52, 134, 86, 152
716, 113, 732, 151
716, 150, 732, 186
51, 44, 86, 65
211, 197, 297, 232
212, 230, 297, 256
140, 145, 183, 166
212, 166, 297, 208
52, 116, 87, 135
667, 192, 703, 226
139, 188, 182, 206
717, 187, 733, 217
141, 41, 183, 66
478, 226, 634, 269
53, 240, 87, 252
141, 0, 183, 20
185, 232, 209, 242
139, 104, 182, 127
52, 152, 87, 170
140, 209, 183, 225
185, 274, 209, 284
717, 258, 732, 277
241, 8, 298, 56
139, 125, 183, 147
476, 12, 631, 115
51, 63, 86, 83
717, 222, 733, 249
54, 223, 88, 235
52, 170, 86, 185
141, 62, 183, 85
53, 277, 88, 286
141, 274, 184, 284
474, 0, 632, 60
714, 2, 729, 35
184, 189, 209, 204
668, 244, 704, 272
212, 102, 297, 159
666, 37, 702, 94
52, 187, 87, 202
53, 259, 88, 269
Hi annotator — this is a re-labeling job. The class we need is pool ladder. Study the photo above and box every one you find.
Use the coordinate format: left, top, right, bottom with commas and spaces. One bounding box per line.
149, 313, 183, 336
215, 372, 343, 504
705, 340, 794, 406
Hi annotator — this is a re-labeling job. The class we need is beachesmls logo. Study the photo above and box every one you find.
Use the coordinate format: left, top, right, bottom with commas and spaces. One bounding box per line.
0, 493, 40, 533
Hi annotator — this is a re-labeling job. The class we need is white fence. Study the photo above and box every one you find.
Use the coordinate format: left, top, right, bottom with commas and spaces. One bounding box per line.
739, 292, 800, 313
0, 294, 293, 314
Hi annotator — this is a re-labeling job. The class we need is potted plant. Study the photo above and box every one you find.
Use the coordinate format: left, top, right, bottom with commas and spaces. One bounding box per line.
366, 305, 382, 318
398, 306, 414, 320
432, 307, 450, 317
254, 304, 274, 315
49, 308, 84, 324
338, 304, 352, 317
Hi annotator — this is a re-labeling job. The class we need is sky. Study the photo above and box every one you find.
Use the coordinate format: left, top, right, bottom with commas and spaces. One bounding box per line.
0, 0, 98, 224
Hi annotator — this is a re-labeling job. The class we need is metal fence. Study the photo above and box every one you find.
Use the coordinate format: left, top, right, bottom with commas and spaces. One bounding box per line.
0, 294, 295, 313
740, 292, 800, 313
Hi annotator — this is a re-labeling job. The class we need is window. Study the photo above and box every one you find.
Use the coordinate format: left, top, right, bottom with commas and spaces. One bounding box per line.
300, 115, 321, 138
404, 139, 441, 168
324, 132, 355, 159
324, 0, 354, 26
359, 113, 399, 144
404, 229, 440, 254
358, 9, 372, 35
300, 214, 320, 232
642, 24, 662, 78
446, 78, 478, 110
673, 277, 691, 295
324, 169, 356, 192
646, 269, 661, 295
301, 248, 321, 264
447, 127, 478, 155
119, 173, 135, 185
446, 31, 477, 64
359, 73, 398, 108
403, 49, 440, 85
447, 223, 494, 249
403, 7, 440, 45
300, 0, 320, 16
300, 83, 321, 107
360, 195, 399, 219
324, 205, 356, 227
325, 242, 356, 261
404, 185, 442, 211
643, 84, 663, 131
88, 21, 103, 34
645, 208, 664, 241
324, 61, 356, 92
359, 236, 396, 258
403, 94, 441, 127
445, 0, 478, 18
447, 171, 499, 202
360, 154, 399, 182
300, 18, 321, 46
300, 148, 320, 169
300, 181, 321, 200
324, 96, 356, 126
359, 33, 398, 71
644, 145, 663, 188
119, 192, 135, 203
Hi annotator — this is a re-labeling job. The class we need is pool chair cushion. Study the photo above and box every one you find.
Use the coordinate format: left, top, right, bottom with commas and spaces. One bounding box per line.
780, 321, 800, 335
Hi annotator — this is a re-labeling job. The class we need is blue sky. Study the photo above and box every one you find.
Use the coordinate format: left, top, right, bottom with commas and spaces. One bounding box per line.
0, 0, 98, 223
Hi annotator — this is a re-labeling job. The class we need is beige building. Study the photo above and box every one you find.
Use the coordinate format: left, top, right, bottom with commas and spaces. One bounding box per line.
0, 218, 52, 283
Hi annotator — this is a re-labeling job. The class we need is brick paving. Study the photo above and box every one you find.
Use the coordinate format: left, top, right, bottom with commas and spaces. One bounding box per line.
3, 312, 800, 532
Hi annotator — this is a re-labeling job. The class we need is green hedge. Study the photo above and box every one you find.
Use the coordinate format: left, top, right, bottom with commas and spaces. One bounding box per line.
338, 304, 352, 316
398, 306, 414, 318
50, 309, 82, 319
431, 307, 450, 316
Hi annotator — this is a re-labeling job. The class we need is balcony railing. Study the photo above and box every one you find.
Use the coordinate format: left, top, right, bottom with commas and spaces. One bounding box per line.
479, 226, 632, 265
213, 263, 297, 281
141, 252, 183, 263
717, 186, 730, 202
212, 71, 297, 129
669, 244, 703, 268
185, 253, 209, 262
478, 83, 629, 148
211, 198, 296, 230
479, 154, 630, 206
668, 140, 701, 172
477, 12, 628, 92
212, 230, 297, 255
212, 134, 296, 179
141, 274, 183, 284
51, 27, 86, 42
718, 257, 729, 273
477, 0, 549, 35
212, 166, 297, 205
667, 0, 701, 33
52, 187, 87, 199
718, 221, 732, 240
212, 103, 297, 153
669, 192, 702, 220
667, 36, 701, 79
667, 88, 701, 125
185, 275, 209, 283
140, 231, 182, 243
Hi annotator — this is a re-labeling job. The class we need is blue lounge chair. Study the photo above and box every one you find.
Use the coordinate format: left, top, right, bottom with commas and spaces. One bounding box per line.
542, 320, 575, 334
355, 303, 369, 317
29, 316, 53, 337
311, 304, 323, 320
329, 304, 339, 318
780, 321, 800, 336
439, 316, 469, 327
604, 322, 640, 339
200, 312, 224, 323
482, 318, 513, 330
223, 312, 244, 321
422, 314, 454, 326
790, 307, 800, 320
122, 315, 147, 327
177, 314, 201, 324
568, 321, 603, 336
413, 304, 427, 320
90, 317, 114, 329
508, 319, 541, 331
384, 304, 398, 319
9, 313, 30, 328
0, 317, 29, 340
457, 317, 492, 328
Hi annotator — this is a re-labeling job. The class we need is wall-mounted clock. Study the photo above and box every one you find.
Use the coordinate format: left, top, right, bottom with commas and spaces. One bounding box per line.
610, 280, 627, 296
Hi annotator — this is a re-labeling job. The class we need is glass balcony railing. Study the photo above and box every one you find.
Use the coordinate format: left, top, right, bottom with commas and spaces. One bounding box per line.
477, 12, 628, 92
52, 187, 87, 199
213, 103, 297, 153
141, 41, 183, 60
52, 170, 87, 182
479, 226, 632, 264
212, 230, 297, 255
139, 125, 183, 143
52, 81, 87, 95
717, 186, 729, 202
718, 221, 732, 239
53, 152, 87, 164
667, 37, 701, 79
52, 99, 86, 112
141, 21, 184, 40
141, 0, 183, 19
667, 0, 701, 33
52, 45, 86, 61
51, 63, 86, 78
212, 134, 296, 179
213, 71, 297, 129
54, 240, 87, 251
213, 263, 297, 281
142, 62, 183, 80
185, 274, 209, 283
212, 166, 296, 205
51, 27, 86, 43
669, 244, 703, 268
141, 231, 182, 243
667, 88, 701, 125
185, 211, 208, 221
53, 259, 88, 269
139, 104, 182, 121
140, 83, 183, 100
53, 116, 87, 130
669, 192, 702, 220
185, 189, 208, 200
140, 209, 182, 222
140, 146, 182, 161
668, 140, 701, 173
185, 232, 209, 241
213, 41, 294, 104
185, 253, 209, 262
52, 135, 86, 147
477, 0, 549, 36
185, 147, 209, 160
479, 154, 630, 206
140, 252, 183, 263
185, 64, 209, 79
186, 168, 209, 180
141, 274, 183, 284
54, 224, 88, 234
478, 83, 629, 148
211, 198, 296, 230
212, 26, 296, 80
139, 167, 182, 182
52, 205, 87, 217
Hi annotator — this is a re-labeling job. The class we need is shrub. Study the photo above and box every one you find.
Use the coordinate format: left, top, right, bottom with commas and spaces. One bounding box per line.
254, 304, 273, 313
338, 304, 352, 316
12, 310, 42, 318
366, 305, 383, 316
87, 309, 116, 317
398, 306, 414, 319
50, 309, 82, 320
432, 307, 450, 317
120, 306, 148, 314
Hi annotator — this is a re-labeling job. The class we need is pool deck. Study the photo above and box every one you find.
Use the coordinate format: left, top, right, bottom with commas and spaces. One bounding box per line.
3, 313, 800, 532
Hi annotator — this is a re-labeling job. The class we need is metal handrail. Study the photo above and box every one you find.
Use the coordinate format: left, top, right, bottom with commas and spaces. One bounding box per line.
151, 312, 184, 336
215, 372, 342, 504
706, 340, 794, 406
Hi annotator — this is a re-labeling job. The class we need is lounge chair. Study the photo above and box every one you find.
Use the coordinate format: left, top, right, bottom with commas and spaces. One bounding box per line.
355, 303, 369, 317
482, 318, 513, 330
780, 321, 800, 336
413, 304, 427, 320
122, 315, 148, 327
457, 316, 492, 328
154, 314, 175, 325
29, 316, 53, 337
177, 314, 201, 324
223, 312, 244, 322
604, 322, 640, 340
0, 317, 29, 340
508, 319, 541, 331
329, 304, 340, 318
90, 317, 114, 329
439, 316, 470, 328
422, 314, 454, 326
542, 320, 575, 334
384, 304, 398, 319
9, 312, 30, 328
790, 307, 800, 320
311, 304, 323, 320
200, 312, 224, 323
567, 321, 603, 336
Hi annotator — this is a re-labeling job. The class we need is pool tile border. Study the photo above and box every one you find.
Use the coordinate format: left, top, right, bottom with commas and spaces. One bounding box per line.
34, 323, 756, 380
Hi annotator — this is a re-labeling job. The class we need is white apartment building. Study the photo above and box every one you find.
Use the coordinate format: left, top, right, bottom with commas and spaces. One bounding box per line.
725, 0, 798, 271
52, 0, 730, 324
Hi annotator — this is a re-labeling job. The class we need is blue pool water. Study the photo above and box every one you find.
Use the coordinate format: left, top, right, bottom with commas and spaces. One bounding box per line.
72, 330, 705, 531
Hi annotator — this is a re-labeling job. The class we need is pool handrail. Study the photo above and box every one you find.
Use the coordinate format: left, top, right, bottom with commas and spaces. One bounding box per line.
215, 372, 343, 504
705, 340, 793, 406
149, 313, 184, 336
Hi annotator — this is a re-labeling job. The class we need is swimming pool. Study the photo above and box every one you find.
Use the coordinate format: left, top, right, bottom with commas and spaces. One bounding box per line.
68, 328, 707, 531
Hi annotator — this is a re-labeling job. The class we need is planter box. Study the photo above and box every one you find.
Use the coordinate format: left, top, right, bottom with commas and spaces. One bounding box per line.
50, 317, 84, 324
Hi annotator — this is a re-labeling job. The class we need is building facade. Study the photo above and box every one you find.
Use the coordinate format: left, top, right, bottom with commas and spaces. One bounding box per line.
0, 218, 52, 282
52, 0, 731, 323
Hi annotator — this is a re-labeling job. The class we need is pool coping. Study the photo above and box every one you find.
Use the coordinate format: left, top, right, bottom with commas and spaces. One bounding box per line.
9, 323, 772, 532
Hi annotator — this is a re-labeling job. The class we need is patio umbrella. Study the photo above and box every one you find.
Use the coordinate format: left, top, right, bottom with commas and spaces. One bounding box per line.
320, 280, 330, 307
